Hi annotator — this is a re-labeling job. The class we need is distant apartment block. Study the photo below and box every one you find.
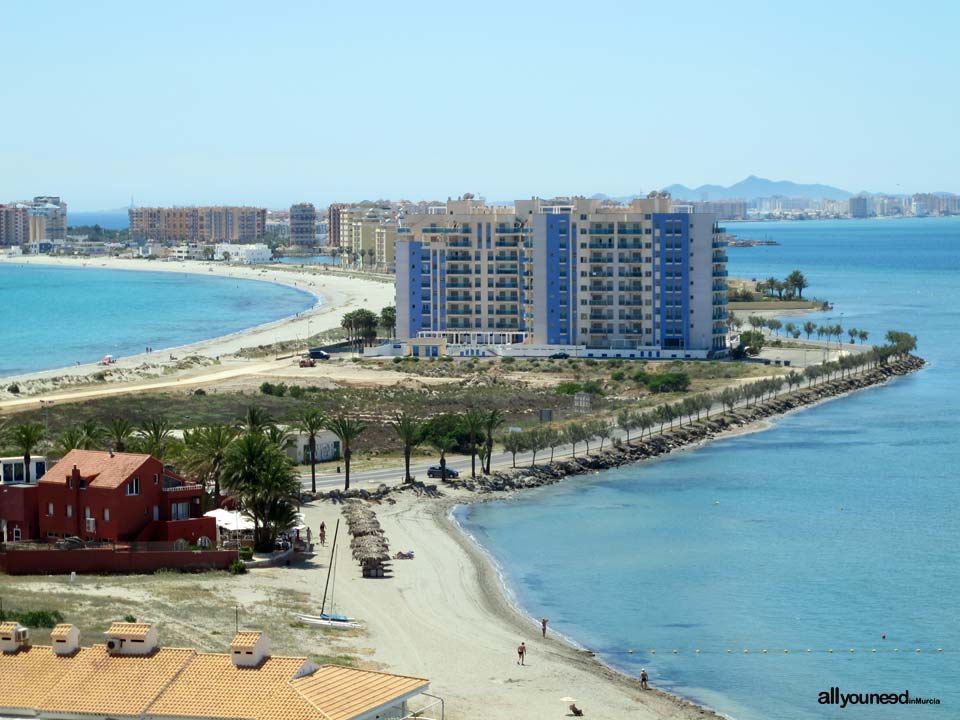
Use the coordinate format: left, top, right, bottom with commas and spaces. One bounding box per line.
0, 196, 67, 245
327, 203, 345, 247
129, 206, 266, 243
289, 202, 317, 247
688, 199, 747, 220
396, 194, 728, 358
849, 196, 872, 218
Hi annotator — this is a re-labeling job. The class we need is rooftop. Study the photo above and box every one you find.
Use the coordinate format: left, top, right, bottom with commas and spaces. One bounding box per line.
106, 622, 154, 639
40, 449, 153, 490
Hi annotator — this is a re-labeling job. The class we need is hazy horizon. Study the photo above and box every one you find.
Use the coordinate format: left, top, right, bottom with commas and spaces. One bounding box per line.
2, 0, 958, 209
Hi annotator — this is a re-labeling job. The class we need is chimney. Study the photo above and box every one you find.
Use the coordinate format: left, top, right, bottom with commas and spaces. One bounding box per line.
104, 622, 158, 655
51, 624, 80, 655
230, 631, 271, 667
0, 622, 29, 653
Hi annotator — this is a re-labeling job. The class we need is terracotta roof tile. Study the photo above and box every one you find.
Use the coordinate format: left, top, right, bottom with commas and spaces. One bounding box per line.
107, 622, 154, 639
230, 631, 262, 649
0, 621, 21, 634
0, 646, 92, 711
40, 450, 153, 490
50, 624, 75, 640
290, 666, 429, 720
147, 654, 310, 720
40, 646, 196, 717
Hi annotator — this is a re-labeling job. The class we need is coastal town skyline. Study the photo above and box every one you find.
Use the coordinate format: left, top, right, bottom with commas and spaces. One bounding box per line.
2, 2, 958, 208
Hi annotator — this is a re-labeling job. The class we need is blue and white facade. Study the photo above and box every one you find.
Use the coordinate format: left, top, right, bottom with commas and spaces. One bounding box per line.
396, 194, 727, 358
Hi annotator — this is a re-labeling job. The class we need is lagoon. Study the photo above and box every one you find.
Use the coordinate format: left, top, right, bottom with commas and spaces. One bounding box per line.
0, 263, 315, 377
459, 217, 960, 719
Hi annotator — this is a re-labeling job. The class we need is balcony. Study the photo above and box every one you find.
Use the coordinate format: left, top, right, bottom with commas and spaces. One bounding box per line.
589, 312, 614, 321
588, 270, 614, 277
494, 309, 518, 316
617, 241, 644, 249
588, 241, 614, 249
619, 312, 644, 320
495, 226, 524, 234
589, 284, 614, 292
446, 251, 471, 261
713, 270, 728, 277
447, 239, 472, 248
494, 294, 518, 302
712, 238, 728, 248
589, 226, 615, 235
446, 292, 473, 301
713, 254, 729, 263
495, 281, 518, 288
619, 255, 643, 264
494, 254, 519, 262
619, 297, 644, 306
619, 283, 644, 292
587, 299, 613, 306
445, 268, 472, 275
588, 256, 614, 264
446, 307, 472, 316
616, 226, 645, 235
712, 283, 727, 292
713, 310, 728, 320
494, 240, 519, 247
447, 279, 472, 288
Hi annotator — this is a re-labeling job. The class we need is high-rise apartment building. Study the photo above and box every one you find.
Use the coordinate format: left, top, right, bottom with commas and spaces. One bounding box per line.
327, 204, 345, 248
0, 197, 67, 245
289, 203, 317, 247
395, 194, 728, 358
849, 196, 871, 218
129, 206, 266, 243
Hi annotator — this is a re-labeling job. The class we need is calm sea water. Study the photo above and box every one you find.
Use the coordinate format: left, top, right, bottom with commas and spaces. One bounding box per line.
458, 217, 960, 719
276, 255, 339, 265
0, 264, 315, 377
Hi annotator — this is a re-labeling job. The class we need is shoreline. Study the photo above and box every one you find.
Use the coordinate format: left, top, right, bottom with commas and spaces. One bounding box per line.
0, 255, 393, 385
312, 355, 924, 719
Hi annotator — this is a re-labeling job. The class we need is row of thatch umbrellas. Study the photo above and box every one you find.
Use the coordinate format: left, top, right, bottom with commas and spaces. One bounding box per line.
342, 502, 390, 577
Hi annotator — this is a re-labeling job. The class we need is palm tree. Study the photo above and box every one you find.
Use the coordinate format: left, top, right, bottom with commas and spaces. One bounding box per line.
55, 427, 85, 456
297, 409, 327, 493
429, 434, 456, 480
460, 410, 486, 479
6, 422, 44, 483
265, 425, 292, 451
182, 424, 237, 507
241, 406, 274, 435
78, 420, 105, 450
138, 417, 173, 460
105, 418, 134, 452
481, 409, 504, 475
221, 432, 299, 551
803, 321, 816, 339
324, 415, 366, 490
858, 329, 869, 344
389, 411, 423, 484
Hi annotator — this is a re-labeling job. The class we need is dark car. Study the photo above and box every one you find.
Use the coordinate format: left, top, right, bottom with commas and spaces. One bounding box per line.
549, 352, 570, 359
427, 466, 459, 479
308, 348, 331, 360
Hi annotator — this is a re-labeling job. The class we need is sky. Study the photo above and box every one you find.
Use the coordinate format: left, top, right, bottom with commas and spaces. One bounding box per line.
1, 0, 957, 210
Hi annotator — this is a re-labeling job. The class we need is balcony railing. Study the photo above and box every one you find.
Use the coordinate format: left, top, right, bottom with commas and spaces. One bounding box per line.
713, 270, 728, 277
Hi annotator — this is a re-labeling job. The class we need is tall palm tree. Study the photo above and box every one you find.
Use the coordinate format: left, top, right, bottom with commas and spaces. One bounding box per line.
389, 411, 423, 483
324, 415, 366, 490
105, 418, 134, 452
55, 427, 84, 456
7, 422, 45, 483
481, 409, 504, 475
138, 417, 172, 460
265, 425, 292, 451
78, 420, 105, 450
241, 406, 274, 435
429, 434, 457, 480
221, 432, 299, 551
460, 410, 485, 479
297, 409, 327, 493
182, 424, 237, 507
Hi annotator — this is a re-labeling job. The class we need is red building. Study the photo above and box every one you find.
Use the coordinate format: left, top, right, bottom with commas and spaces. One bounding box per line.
28, 450, 215, 545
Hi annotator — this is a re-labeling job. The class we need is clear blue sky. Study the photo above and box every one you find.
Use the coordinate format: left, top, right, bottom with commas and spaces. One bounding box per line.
1, 0, 957, 209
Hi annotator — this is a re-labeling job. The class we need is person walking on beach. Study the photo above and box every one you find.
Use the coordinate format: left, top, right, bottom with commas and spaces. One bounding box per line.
517, 642, 526, 665
541, 618, 548, 638
640, 668, 649, 690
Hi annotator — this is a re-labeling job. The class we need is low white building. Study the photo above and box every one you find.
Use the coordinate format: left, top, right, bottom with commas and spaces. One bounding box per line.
170, 243, 208, 261
215, 243, 271, 264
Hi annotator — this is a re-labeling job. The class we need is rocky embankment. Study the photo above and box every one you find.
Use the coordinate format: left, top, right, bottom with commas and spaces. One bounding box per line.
317, 355, 924, 502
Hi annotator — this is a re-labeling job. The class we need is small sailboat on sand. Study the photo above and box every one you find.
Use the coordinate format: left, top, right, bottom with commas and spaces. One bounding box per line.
295, 519, 361, 629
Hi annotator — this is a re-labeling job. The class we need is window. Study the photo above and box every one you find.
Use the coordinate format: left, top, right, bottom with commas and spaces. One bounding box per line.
154, 474, 159, 485
47, 502, 54, 516
127, 477, 140, 496
66, 504, 73, 519
12, 527, 20, 542
103, 508, 110, 523
171, 501, 190, 520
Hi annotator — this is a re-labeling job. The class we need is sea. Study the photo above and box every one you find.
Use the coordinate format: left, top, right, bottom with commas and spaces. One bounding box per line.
457, 217, 960, 719
0, 263, 315, 377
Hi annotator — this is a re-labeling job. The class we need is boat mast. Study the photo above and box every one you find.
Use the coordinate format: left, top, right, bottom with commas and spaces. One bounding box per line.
319, 518, 339, 616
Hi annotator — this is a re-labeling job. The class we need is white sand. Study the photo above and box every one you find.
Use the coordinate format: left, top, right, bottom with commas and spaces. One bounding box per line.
288, 494, 724, 720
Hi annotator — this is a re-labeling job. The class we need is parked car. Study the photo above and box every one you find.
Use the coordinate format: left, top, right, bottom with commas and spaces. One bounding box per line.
549, 352, 570, 359
427, 466, 459, 479
308, 348, 331, 360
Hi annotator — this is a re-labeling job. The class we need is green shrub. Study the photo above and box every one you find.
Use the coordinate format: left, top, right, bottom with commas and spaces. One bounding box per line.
0, 609, 65, 628
239, 546, 254, 561
229, 559, 248, 575
439, 355, 453, 362
123, 614, 137, 623
581, 380, 604, 395
556, 381, 583, 395
392, 357, 403, 364
611, 371, 626, 382
583, 358, 597, 367
6, 384, 19, 394
500, 356, 515, 364
644, 372, 691, 393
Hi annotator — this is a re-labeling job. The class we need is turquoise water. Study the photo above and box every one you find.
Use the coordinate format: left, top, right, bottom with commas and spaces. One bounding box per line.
458, 217, 960, 719
276, 255, 339, 265
0, 264, 315, 377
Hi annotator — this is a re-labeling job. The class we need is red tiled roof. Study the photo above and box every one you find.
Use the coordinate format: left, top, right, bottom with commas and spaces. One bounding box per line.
40, 450, 153, 490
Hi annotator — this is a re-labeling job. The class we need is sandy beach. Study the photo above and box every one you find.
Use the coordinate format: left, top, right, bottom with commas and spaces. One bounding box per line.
0, 255, 393, 389
291, 492, 724, 720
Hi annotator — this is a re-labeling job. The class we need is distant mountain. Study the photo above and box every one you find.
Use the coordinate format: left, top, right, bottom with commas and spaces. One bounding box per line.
662, 175, 853, 201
